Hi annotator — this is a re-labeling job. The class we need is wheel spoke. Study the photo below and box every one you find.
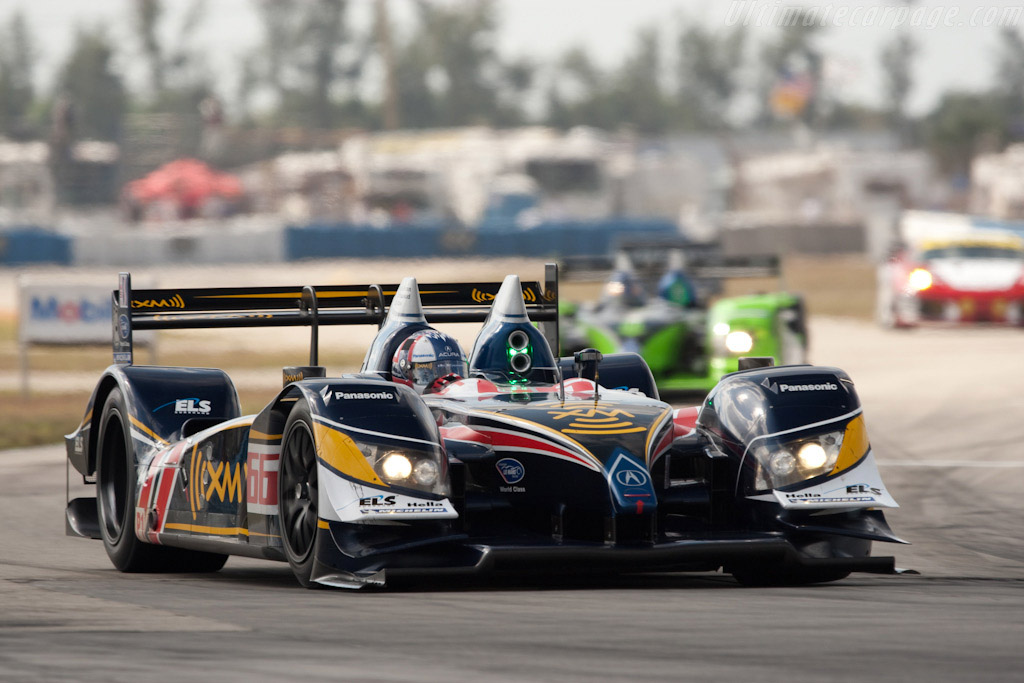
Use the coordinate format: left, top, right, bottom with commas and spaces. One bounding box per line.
280, 417, 320, 564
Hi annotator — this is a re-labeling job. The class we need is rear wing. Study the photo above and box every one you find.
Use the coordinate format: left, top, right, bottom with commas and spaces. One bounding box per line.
561, 237, 781, 300
564, 237, 780, 279
111, 264, 559, 366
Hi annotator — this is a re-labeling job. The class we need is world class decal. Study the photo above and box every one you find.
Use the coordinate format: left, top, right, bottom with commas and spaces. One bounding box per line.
496, 458, 525, 484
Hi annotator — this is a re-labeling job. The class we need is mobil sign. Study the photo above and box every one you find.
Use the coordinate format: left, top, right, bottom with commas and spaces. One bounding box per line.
18, 282, 114, 344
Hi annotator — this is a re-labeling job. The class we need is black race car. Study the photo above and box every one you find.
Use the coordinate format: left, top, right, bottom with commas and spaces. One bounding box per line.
65, 266, 903, 588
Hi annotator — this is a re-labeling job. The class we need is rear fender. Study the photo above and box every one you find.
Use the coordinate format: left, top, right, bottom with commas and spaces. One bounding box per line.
65, 364, 241, 477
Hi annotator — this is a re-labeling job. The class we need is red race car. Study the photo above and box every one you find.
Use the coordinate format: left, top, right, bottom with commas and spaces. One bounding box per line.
878, 233, 1024, 327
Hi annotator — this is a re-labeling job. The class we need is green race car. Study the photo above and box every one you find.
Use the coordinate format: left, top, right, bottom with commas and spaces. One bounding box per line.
560, 250, 808, 393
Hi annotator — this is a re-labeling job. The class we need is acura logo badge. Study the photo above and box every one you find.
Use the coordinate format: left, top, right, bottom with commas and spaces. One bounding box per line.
615, 470, 647, 487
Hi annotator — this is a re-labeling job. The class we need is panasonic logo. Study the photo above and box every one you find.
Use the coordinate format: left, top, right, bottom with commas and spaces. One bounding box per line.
335, 391, 395, 400
779, 382, 838, 393
320, 387, 396, 405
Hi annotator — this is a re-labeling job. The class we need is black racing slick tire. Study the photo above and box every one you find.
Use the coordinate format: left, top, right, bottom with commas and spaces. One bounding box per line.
96, 388, 165, 572
96, 388, 228, 574
279, 403, 321, 588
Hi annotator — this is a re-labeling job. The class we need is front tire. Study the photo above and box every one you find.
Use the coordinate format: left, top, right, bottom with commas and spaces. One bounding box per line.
279, 403, 321, 587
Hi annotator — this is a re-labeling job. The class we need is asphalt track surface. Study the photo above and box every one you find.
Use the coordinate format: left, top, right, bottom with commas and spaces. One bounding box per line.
2, 318, 1023, 682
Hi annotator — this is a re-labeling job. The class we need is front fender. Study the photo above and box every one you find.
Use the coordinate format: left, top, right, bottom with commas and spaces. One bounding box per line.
253, 376, 455, 524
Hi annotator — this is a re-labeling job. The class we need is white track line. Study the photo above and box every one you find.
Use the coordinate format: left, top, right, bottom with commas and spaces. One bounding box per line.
882, 460, 1024, 468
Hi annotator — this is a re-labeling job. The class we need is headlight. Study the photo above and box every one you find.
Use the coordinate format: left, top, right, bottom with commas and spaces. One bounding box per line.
361, 443, 448, 495
908, 268, 933, 291
380, 451, 412, 481
725, 330, 754, 354
753, 429, 844, 490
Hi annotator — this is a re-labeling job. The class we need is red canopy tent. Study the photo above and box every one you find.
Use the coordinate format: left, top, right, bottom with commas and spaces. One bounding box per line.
125, 158, 243, 219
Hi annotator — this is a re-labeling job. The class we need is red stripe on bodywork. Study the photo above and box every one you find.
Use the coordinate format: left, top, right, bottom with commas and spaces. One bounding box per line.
673, 406, 699, 438
440, 425, 492, 444
480, 428, 596, 469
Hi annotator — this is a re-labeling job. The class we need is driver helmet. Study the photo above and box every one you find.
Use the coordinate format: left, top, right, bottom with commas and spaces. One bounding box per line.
392, 330, 469, 394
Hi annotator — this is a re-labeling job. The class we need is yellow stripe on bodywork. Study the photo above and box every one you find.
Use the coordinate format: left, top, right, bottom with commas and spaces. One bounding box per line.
317, 519, 329, 530
130, 416, 169, 445
195, 288, 455, 301
831, 414, 870, 474
249, 429, 282, 442
165, 523, 247, 536
164, 523, 278, 538
312, 422, 384, 486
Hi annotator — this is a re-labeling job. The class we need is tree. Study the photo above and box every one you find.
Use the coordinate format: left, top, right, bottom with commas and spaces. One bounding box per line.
880, 32, 917, 146
53, 26, 127, 141
0, 11, 36, 138
545, 28, 673, 134
411, 0, 505, 126
244, 0, 367, 131
925, 92, 1007, 178
677, 20, 746, 129
608, 27, 672, 133
133, 0, 165, 96
995, 27, 1024, 138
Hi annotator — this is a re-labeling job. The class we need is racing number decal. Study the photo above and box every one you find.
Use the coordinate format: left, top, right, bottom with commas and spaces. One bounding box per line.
247, 449, 279, 515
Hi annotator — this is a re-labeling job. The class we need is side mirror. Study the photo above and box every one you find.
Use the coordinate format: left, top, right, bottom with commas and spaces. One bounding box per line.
574, 348, 603, 382
738, 356, 774, 371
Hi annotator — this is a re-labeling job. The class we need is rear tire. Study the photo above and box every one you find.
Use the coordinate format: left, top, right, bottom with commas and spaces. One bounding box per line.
96, 388, 164, 572
96, 388, 228, 573
279, 403, 321, 587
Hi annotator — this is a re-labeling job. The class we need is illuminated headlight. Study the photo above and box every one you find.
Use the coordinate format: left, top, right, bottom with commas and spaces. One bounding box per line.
725, 330, 754, 354
908, 268, 933, 291
754, 429, 844, 490
361, 443, 449, 495
712, 322, 731, 336
380, 451, 412, 481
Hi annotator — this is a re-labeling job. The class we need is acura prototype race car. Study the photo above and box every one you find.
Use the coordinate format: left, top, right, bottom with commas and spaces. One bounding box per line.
877, 232, 1024, 327
65, 266, 902, 588
560, 246, 808, 392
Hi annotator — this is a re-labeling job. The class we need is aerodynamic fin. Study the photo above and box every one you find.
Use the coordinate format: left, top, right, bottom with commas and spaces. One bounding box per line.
361, 277, 431, 375
470, 274, 557, 382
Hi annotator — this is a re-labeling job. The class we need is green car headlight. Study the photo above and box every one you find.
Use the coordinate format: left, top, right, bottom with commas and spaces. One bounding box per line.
725, 330, 754, 354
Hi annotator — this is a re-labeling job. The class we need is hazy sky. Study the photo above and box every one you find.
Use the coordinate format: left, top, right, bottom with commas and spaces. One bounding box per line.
9, 0, 1024, 115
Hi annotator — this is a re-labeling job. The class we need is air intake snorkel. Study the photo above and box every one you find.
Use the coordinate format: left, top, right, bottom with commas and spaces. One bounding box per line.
469, 274, 558, 384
